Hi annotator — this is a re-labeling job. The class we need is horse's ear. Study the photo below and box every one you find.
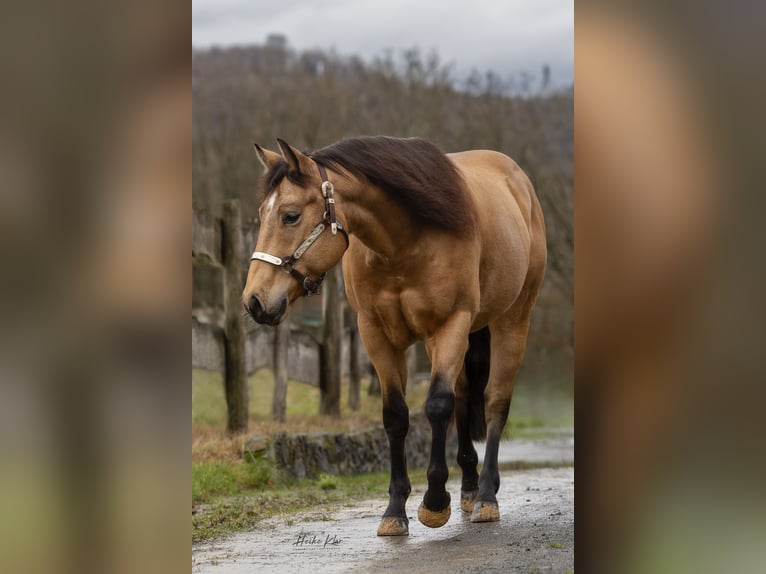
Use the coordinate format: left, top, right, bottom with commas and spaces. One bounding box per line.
253, 143, 281, 171
276, 139, 312, 174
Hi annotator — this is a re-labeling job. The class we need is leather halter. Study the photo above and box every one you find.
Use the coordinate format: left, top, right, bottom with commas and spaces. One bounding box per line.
250, 162, 349, 296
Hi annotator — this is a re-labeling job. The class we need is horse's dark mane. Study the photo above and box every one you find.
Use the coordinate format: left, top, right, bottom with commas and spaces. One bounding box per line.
312, 136, 475, 236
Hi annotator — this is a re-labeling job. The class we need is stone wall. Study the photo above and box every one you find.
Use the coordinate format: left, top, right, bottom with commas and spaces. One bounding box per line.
244, 413, 458, 479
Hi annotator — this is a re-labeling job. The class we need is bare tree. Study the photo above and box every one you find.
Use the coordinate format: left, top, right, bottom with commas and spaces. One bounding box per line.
194, 42, 574, 380
319, 267, 343, 416
222, 199, 248, 434
368, 365, 381, 396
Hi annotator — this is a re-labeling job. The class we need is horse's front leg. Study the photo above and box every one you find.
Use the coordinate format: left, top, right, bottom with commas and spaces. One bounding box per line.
418, 312, 472, 528
358, 315, 411, 536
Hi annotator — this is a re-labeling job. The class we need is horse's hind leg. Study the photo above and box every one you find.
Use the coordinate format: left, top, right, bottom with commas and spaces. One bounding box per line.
358, 315, 411, 536
418, 312, 472, 528
471, 314, 532, 523
456, 327, 491, 512
455, 370, 479, 512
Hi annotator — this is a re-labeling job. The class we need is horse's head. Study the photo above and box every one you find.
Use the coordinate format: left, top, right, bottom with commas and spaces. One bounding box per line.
242, 139, 348, 325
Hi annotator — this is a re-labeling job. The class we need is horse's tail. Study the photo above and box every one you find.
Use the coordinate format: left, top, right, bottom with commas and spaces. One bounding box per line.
464, 326, 491, 441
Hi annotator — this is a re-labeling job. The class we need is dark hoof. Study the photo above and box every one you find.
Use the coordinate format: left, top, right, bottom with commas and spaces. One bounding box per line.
418, 500, 451, 528
470, 500, 500, 523
377, 516, 409, 536
460, 490, 479, 513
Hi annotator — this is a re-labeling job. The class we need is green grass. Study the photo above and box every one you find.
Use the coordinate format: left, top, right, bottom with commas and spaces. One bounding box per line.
317, 474, 338, 490
192, 459, 274, 504
192, 369, 228, 427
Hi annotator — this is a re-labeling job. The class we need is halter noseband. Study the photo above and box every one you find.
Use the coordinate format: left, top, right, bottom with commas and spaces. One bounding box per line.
250, 162, 349, 296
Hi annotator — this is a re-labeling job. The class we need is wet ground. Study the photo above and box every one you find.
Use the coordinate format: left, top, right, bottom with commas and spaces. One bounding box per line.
193, 436, 574, 573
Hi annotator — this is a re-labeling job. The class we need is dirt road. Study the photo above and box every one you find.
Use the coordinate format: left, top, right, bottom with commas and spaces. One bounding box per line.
193, 437, 573, 573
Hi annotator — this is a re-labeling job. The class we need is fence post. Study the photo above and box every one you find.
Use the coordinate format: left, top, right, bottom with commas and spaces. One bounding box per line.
368, 364, 381, 396
319, 266, 342, 417
222, 199, 248, 434
272, 319, 289, 422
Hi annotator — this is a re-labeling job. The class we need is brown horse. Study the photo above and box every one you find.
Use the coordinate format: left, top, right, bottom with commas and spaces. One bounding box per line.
243, 136, 546, 536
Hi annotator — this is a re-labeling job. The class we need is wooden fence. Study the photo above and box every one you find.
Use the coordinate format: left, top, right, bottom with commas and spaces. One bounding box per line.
192, 202, 375, 432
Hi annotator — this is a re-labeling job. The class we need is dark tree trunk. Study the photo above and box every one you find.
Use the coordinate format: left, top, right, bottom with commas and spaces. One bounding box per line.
348, 309, 361, 411
222, 199, 248, 434
272, 319, 289, 422
320, 266, 342, 417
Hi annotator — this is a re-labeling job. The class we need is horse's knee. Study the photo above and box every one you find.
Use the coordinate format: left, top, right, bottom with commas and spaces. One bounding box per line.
383, 392, 409, 438
485, 397, 512, 431
425, 387, 455, 423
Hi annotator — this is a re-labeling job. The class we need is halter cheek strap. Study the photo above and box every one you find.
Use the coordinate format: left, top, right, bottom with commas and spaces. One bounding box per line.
250, 162, 348, 297
317, 164, 338, 236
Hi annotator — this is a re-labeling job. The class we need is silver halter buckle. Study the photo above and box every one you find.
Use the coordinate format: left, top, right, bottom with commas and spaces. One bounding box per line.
321, 180, 338, 235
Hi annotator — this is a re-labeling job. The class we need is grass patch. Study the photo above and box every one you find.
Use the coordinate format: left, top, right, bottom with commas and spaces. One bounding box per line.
548, 542, 565, 549
192, 433, 247, 465
192, 369, 229, 427
317, 474, 338, 490
192, 459, 275, 505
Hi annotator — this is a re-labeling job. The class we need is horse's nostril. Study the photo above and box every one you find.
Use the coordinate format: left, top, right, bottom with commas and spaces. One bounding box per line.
247, 294, 287, 325
248, 295, 264, 320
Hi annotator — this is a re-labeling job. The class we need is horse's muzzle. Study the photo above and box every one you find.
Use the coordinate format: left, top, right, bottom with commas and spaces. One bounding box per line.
247, 295, 287, 326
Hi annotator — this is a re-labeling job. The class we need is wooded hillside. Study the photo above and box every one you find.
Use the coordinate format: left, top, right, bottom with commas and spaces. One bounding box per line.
192, 39, 572, 373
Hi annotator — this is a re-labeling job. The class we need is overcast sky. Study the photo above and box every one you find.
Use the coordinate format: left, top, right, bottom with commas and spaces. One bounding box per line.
193, 0, 573, 87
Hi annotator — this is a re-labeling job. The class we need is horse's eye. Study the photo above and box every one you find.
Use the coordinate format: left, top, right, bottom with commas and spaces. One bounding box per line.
282, 212, 301, 225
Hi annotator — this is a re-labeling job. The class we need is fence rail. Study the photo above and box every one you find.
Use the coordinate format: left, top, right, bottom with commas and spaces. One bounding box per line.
192, 316, 367, 387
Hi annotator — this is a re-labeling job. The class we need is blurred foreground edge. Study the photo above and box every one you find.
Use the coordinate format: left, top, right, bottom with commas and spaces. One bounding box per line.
0, 2, 190, 574
576, 3, 766, 573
